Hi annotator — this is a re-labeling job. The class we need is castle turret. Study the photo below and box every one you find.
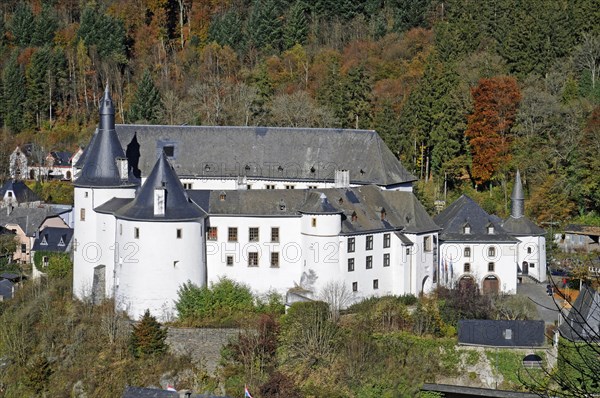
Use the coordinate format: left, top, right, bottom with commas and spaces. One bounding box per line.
114, 151, 206, 321
73, 85, 138, 301
510, 169, 525, 219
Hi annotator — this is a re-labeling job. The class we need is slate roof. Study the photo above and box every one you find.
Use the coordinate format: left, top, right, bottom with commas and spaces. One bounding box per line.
502, 216, 545, 236
75, 87, 137, 188
563, 224, 600, 237
74, 129, 97, 168
109, 124, 416, 187
115, 152, 205, 222
558, 285, 600, 342
193, 185, 439, 235
434, 195, 518, 243
0, 180, 41, 203
49, 151, 72, 166
32, 227, 73, 252
122, 386, 230, 398
0, 279, 14, 300
0, 207, 60, 236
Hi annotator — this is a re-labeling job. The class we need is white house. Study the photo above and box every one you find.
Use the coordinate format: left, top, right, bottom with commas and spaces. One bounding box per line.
72, 86, 440, 321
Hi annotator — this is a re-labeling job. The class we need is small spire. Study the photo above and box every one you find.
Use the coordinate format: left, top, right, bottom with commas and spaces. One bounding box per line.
511, 170, 525, 218
99, 83, 115, 131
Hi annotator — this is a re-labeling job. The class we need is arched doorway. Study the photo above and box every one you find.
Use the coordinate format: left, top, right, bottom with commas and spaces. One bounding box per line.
66, 170, 72, 180
29, 169, 36, 180
482, 275, 500, 294
421, 275, 430, 294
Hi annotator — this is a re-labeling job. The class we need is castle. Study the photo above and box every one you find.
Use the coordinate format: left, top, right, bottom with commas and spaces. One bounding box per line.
72, 87, 545, 321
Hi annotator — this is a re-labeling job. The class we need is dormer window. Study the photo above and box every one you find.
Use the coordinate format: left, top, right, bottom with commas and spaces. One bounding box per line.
7, 191, 12, 197
339, 198, 343, 205
310, 166, 316, 173
277, 165, 283, 173
58, 236, 66, 246
463, 224, 471, 234
219, 192, 226, 201
204, 164, 211, 172
163, 145, 174, 157
380, 207, 386, 221
41, 235, 48, 246
279, 199, 286, 211
487, 224, 494, 234
351, 211, 358, 222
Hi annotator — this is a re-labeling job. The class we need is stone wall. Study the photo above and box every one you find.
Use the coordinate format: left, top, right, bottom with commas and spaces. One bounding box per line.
166, 328, 241, 374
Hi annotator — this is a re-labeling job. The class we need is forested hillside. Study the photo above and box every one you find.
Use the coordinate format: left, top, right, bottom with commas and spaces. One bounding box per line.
0, 0, 598, 221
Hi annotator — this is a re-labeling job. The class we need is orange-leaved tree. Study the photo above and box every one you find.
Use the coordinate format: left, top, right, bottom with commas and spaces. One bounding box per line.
465, 76, 521, 186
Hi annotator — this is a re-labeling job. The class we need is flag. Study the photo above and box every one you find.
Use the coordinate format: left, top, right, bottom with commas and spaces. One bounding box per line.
245, 385, 253, 398
166, 385, 176, 392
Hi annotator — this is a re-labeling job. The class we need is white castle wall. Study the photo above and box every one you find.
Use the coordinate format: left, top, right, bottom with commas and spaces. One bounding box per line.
516, 235, 547, 282
205, 216, 304, 296
115, 219, 205, 322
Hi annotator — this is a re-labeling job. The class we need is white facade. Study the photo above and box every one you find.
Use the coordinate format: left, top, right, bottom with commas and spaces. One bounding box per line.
438, 242, 518, 294
515, 235, 547, 283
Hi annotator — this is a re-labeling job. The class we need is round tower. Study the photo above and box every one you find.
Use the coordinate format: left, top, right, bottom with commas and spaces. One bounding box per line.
73, 85, 138, 301
114, 152, 206, 321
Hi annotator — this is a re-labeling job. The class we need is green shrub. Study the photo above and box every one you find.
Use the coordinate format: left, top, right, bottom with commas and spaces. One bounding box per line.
33, 251, 72, 278
129, 309, 168, 358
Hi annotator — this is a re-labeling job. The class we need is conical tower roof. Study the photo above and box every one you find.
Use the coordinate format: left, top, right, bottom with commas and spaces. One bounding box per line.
116, 151, 205, 221
503, 170, 545, 236
510, 170, 525, 218
75, 85, 136, 188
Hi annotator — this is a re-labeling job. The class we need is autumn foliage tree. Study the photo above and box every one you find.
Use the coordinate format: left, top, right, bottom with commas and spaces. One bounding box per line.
465, 76, 521, 187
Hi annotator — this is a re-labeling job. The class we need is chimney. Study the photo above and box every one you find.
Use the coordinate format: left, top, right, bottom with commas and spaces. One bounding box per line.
7, 205, 13, 216
154, 187, 165, 216
334, 170, 349, 188
116, 157, 128, 181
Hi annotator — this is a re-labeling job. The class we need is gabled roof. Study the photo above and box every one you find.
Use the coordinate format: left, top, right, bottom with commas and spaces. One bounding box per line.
434, 195, 518, 243
0, 207, 61, 236
0, 180, 41, 203
563, 224, 600, 237
558, 285, 600, 342
32, 227, 73, 252
115, 152, 205, 221
299, 192, 342, 214
110, 124, 416, 187
49, 151, 72, 166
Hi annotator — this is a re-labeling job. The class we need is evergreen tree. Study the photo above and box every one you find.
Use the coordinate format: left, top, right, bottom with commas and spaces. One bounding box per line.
78, 6, 126, 62
32, 5, 58, 47
392, 0, 431, 32
26, 46, 53, 127
283, 1, 308, 50
208, 9, 244, 51
3, 52, 26, 133
10, 2, 35, 48
128, 70, 164, 123
342, 66, 372, 129
247, 0, 283, 51
129, 310, 168, 358
316, 59, 345, 127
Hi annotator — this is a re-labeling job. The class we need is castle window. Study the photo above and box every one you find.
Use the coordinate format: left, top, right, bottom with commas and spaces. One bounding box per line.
249, 227, 259, 242
134, 227, 139, 239
308, 185, 318, 189
311, 218, 317, 227
348, 258, 355, 272
366, 235, 373, 250
219, 192, 226, 201
487, 225, 495, 234
228, 227, 238, 242
348, 237, 355, 253
529, 263, 535, 268
352, 282, 358, 292
373, 279, 379, 290
383, 253, 390, 267
463, 225, 471, 234
80, 208, 86, 221
248, 252, 259, 267
183, 183, 192, 189
424, 235, 432, 252
527, 247, 532, 254
207, 227, 218, 240
42, 256, 49, 267
488, 246, 496, 257
406, 248, 410, 255
285, 185, 295, 190
270, 252, 279, 268
84, 192, 88, 198
176, 229, 182, 239
246, 184, 252, 190
464, 247, 471, 257
270, 227, 279, 242
366, 255, 373, 269
488, 262, 495, 272
266, 184, 275, 189
163, 145, 174, 157
7, 192, 12, 197
21, 244, 26, 253
464, 263, 471, 273
383, 233, 391, 248
226, 256, 234, 266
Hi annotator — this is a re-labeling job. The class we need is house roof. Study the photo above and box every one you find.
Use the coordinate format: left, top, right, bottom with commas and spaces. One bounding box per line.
563, 224, 600, 237
0, 279, 14, 300
49, 151, 72, 166
108, 124, 416, 187
421, 383, 539, 397
193, 185, 439, 235
434, 195, 518, 243
75, 86, 138, 188
558, 285, 600, 342
122, 386, 230, 398
0, 180, 41, 203
115, 152, 205, 222
32, 227, 73, 252
502, 215, 545, 236
0, 207, 61, 236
